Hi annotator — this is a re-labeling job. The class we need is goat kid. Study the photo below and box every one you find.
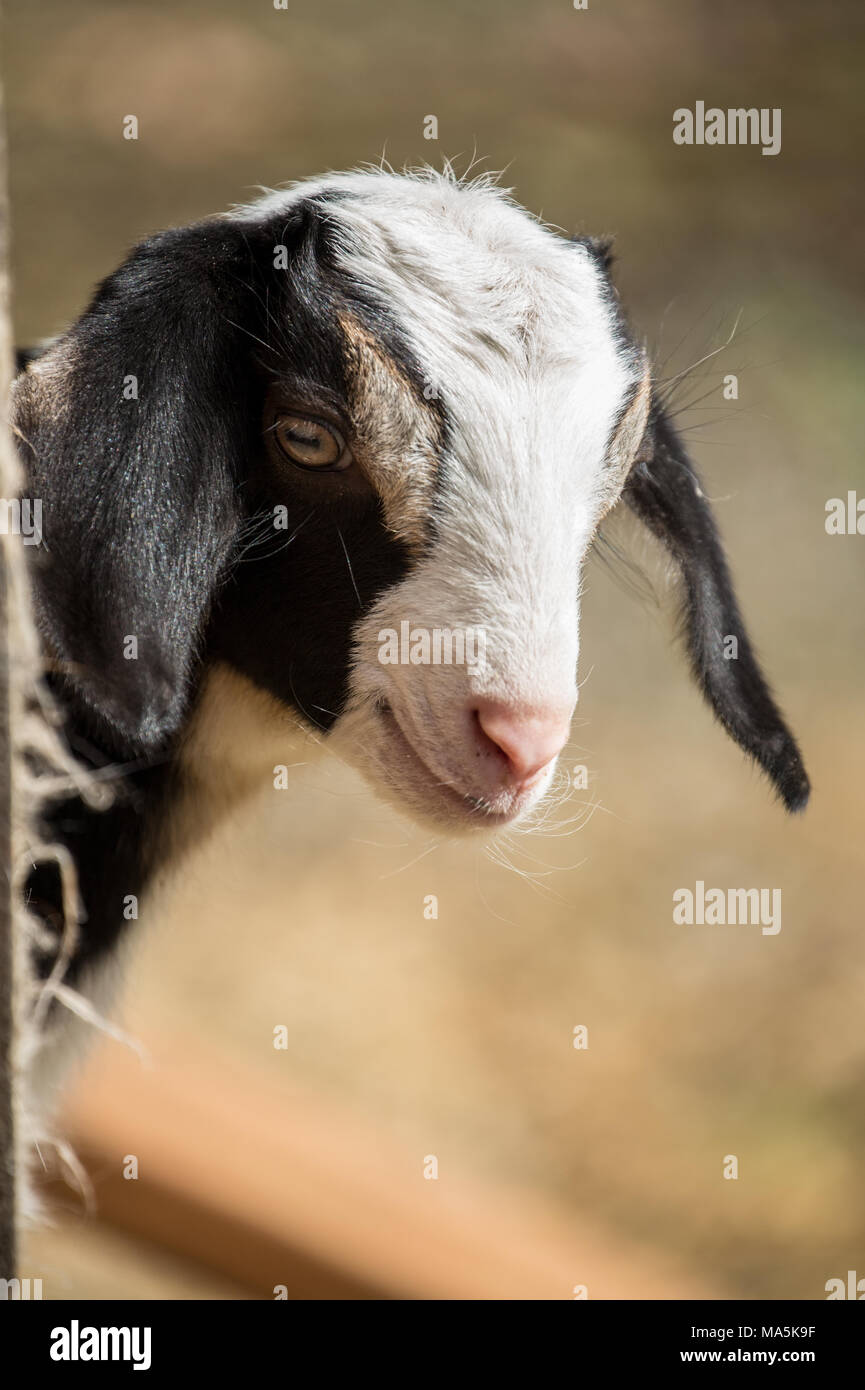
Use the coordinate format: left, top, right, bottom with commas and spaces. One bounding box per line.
11, 169, 808, 1118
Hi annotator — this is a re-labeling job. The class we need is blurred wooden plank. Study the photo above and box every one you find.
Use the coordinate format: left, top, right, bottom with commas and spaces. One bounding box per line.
54, 1036, 720, 1300
22, 1216, 257, 1302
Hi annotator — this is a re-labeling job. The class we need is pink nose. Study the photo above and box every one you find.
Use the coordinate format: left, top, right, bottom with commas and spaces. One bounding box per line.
475, 700, 572, 788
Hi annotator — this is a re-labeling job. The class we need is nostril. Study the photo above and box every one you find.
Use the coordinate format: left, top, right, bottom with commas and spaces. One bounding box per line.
474, 699, 573, 788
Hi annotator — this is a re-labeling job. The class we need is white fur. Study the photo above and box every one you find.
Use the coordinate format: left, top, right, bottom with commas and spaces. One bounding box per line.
237, 170, 641, 828
18, 172, 647, 1220
13, 169, 653, 1238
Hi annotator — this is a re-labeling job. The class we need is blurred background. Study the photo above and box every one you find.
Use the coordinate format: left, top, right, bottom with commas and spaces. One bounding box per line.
5, 0, 864, 1298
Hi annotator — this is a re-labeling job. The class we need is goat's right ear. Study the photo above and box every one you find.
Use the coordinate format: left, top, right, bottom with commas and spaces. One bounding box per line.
12, 219, 270, 755
623, 399, 810, 812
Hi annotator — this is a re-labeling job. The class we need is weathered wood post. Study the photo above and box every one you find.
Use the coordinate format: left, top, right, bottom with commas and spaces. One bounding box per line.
0, 84, 18, 1282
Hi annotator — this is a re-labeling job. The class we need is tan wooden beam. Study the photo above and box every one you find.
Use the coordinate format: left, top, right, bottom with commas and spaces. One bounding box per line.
52, 1036, 720, 1301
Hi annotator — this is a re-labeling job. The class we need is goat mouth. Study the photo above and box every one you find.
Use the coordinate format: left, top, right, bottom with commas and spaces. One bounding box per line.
375, 701, 527, 828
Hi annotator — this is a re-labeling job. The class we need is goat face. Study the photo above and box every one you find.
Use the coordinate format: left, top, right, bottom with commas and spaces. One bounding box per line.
13, 170, 809, 835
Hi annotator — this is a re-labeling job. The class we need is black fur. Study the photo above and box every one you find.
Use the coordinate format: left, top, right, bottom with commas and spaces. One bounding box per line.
625, 402, 810, 812
15, 197, 809, 994
16, 199, 419, 982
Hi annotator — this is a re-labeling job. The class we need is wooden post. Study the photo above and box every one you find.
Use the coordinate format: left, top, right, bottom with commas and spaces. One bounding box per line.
0, 85, 17, 1281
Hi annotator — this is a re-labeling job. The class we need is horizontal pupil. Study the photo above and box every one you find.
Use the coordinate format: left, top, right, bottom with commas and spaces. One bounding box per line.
277, 416, 343, 467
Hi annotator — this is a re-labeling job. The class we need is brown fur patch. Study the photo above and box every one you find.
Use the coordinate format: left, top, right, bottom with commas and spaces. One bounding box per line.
338, 314, 442, 552
11, 341, 79, 443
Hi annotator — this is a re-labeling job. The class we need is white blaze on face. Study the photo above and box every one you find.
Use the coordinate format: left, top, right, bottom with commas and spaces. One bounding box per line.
236, 171, 644, 828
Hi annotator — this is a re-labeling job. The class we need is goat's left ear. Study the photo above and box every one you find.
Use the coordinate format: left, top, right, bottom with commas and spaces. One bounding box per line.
13, 219, 269, 755
623, 400, 810, 811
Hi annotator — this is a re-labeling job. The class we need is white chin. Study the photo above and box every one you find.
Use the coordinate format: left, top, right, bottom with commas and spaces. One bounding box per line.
331, 702, 553, 834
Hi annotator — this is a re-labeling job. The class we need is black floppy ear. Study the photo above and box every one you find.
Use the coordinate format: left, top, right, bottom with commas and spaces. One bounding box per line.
624, 400, 810, 811
13, 219, 267, 755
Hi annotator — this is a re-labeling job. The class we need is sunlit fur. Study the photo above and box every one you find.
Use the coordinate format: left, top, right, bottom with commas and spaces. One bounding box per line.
237, 169, 646, 826
12, 169, 808, 1162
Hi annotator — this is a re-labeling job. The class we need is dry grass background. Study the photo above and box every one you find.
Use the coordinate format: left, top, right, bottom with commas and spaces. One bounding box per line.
6, 0, 865, 1297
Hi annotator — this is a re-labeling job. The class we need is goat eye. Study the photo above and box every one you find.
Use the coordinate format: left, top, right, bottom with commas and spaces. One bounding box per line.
273, 414, 351, 470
